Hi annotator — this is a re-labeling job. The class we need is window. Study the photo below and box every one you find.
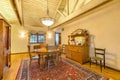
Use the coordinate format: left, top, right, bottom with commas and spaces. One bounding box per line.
29, 33, 45, 43
38, 34, 44, 43
30, 34, 37, 43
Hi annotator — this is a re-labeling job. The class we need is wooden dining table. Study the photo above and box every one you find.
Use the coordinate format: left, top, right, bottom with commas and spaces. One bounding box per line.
34, 49, 60, 69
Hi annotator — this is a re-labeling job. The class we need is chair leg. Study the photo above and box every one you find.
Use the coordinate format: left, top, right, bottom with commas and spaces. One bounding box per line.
54, 57, 57, 65
48, 61, 50, 69
104, 61, 105, 69
100, 60, 102, 72
96, 60, 97, 65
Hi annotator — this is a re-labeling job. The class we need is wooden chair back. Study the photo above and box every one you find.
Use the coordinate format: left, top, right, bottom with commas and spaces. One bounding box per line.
94, 48, 105, 61
48, 46, 57, 50
40, 43, 48, 50
33, 45, 41, 50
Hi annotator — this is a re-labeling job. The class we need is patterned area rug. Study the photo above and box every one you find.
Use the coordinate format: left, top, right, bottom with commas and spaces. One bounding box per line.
16, 59, 108, 80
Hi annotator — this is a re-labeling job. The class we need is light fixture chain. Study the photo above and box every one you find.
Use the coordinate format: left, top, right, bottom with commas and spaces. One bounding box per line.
41, 0, 55, 26
47, 0, 49, 16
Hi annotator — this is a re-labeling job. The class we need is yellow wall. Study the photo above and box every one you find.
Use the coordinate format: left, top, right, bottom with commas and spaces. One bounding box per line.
11, 24, 28, 53
11, 24, 55, 53
61, 1, 120, 70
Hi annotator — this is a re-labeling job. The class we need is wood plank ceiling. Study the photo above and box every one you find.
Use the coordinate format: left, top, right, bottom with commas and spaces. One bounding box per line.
0, 0, 112, 32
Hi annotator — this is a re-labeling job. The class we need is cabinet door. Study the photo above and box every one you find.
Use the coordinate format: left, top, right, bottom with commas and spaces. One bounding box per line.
3, 23, 11, 67
8, 27, 11, 67
0, 21, 3, 79
0, 46, 3, 79
6, 26, 11, 67
66, 50, 72, 59
72, 52, 82, 64
3, 24, 8, 68
0, 19, 11, 79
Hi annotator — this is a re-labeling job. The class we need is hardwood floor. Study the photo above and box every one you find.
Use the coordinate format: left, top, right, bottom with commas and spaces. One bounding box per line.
3, 53, 120, 80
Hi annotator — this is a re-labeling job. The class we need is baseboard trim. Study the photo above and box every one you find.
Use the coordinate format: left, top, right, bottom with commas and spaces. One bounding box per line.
11, 52, 28, 55
106, 66, 120, 72
90, 61, 120, 72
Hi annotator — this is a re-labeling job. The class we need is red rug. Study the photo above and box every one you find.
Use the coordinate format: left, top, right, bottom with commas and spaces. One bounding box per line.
16, 59, 108, 80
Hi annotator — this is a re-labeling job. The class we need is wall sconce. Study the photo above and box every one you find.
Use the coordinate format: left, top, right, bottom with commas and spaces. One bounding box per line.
20, 31, 26, 38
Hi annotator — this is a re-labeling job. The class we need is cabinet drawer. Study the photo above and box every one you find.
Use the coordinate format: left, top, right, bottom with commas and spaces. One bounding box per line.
72, 52, 82, 64
66, 51, 72, 59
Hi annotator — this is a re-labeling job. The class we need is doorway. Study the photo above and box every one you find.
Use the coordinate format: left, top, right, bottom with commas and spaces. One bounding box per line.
55, 32, 61, 46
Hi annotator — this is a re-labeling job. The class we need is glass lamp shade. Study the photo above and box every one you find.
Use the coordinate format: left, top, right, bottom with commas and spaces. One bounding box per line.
41, 17, 55, 26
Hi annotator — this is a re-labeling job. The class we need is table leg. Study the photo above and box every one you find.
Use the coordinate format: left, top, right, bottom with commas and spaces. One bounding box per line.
38, 54, 40, 65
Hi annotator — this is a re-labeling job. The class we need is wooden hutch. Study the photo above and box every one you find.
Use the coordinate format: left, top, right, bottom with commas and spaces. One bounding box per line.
65, 29, 89, 64
0, 19, 11, 79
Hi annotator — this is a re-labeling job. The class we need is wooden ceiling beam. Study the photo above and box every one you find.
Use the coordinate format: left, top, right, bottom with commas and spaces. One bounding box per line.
21, 0, 24, 27
53, 0, 63, 18
66, 0, 69, 15
54, 0, 67, 18
71, 0, 79, 13
10, 0, 22, 25
57, 10, 66, 17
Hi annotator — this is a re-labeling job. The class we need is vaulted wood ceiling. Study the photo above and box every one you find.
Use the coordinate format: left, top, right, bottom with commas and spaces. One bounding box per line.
0, 0, 113, 32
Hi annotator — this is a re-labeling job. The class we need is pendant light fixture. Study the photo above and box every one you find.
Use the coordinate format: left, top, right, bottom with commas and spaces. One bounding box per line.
41, 0, 55, 26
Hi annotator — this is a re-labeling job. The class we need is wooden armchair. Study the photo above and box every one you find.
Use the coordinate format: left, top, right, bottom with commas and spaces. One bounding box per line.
47, 52, 58, 69
90, 48, 106, 72
27, 45, 39, 64
40, 43, 48, 49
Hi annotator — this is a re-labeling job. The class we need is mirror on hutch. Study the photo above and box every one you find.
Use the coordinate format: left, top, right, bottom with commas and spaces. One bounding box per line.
68, 29, 89, 46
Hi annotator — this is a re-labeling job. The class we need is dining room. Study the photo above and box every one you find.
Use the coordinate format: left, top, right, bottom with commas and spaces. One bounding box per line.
0, 0, 120, 80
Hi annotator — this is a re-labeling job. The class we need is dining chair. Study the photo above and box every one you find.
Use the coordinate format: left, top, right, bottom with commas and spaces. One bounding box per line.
47, 51, 58, 69
27, 45, 39, 65
90, 48, 106, 72
45, 45, 59, 69
38, 47, 57, 69
39, 47, 48, 68
40, 43, 48, 50
48, 45, 62, 62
